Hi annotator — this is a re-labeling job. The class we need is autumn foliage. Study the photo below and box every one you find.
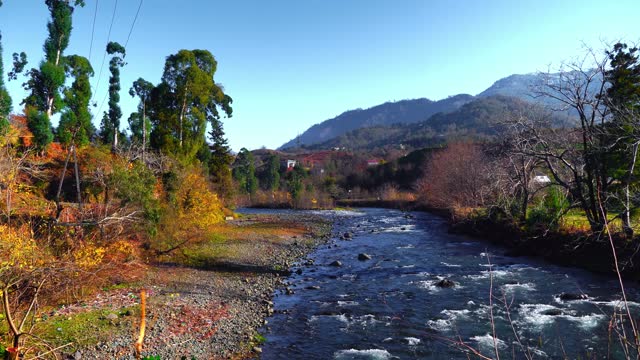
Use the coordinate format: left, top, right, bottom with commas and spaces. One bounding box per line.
416, 142, 494, 210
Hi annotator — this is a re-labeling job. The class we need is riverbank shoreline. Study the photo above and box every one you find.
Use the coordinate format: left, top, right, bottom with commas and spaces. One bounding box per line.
62, 213, 332, 359
336, 199, 640, 280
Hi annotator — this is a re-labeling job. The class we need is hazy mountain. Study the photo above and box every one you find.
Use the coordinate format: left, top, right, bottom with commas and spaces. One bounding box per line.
477, 73, 542, 100
304, 95, 572, 151
280, 71, 595, 150
279, 94, 474, 149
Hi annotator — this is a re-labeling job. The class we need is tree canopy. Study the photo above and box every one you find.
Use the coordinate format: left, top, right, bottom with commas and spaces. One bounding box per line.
150, 49, 232, 162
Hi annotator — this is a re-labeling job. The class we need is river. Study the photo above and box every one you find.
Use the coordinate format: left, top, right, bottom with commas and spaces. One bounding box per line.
242, 208, 640, 359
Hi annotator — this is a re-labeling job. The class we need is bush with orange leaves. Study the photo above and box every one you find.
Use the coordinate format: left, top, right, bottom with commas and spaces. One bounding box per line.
416, 142, 495, 210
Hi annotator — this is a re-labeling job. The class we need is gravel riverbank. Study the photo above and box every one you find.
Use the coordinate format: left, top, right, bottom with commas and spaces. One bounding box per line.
69, 213, 332, 359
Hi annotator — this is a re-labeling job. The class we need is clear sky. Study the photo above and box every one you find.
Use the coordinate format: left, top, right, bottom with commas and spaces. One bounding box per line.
1, 0, 638, 151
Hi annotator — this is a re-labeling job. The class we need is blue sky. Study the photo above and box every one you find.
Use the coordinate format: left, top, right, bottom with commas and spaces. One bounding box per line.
1, 0, 638, 151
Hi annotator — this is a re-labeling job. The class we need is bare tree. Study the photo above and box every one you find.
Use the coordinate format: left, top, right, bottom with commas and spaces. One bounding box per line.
417, 142, 494, 210
523, 48, 612, 232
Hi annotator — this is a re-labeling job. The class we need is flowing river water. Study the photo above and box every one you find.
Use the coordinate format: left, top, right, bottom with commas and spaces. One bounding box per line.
243, 208, 640, 359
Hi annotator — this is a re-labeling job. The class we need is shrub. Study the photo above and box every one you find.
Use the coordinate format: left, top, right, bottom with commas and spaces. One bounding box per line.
527, 186, 569, 230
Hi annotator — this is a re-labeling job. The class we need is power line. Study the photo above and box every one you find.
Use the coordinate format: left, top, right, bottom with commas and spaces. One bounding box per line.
88, 0, 99, 61
125, 0, 143, 49
91, 0, 118, 104
96, 0, 143, 118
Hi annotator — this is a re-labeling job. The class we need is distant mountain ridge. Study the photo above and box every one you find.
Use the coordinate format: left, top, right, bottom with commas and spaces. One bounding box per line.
279, 94, 474, 149
303, 95, 566, 151
279, 71, 594, 150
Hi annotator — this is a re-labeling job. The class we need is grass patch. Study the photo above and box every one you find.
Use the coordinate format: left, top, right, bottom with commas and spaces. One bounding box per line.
559, 209, 640, 233
37, 306, 139, 349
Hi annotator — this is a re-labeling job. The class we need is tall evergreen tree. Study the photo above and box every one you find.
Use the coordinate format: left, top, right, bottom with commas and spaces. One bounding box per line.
0, 0, 12, 134
129, 78, 153, 156
207, 118, 234, 200
58, 55, 94, 146
99, 41, 125, 149
23, 0, 85, 150
233, 148, 258, 195
264, 154, 281, 191
149, 49, 232, 161
605, 42, 640, 234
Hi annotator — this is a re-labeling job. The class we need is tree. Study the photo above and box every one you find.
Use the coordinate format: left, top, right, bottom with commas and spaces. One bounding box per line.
0, 2, 11, 134
416, 142, 493, 209
129, 78, 154, 159
233, 148, 258, 195
286, 165, 307, 204
496, 106, 549, 223
149, 49, 232, 161
99, 41, 126, 149
531, 50, 611, 232
263, 154, 281, 191
603, 43, 640, 235
57, 55, 94, 146
23, 0, 85, 150
207, 118, 233, 200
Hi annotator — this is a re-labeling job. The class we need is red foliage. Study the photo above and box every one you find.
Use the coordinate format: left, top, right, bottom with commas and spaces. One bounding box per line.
9, 114, 33, 147
417, 142, 493, 209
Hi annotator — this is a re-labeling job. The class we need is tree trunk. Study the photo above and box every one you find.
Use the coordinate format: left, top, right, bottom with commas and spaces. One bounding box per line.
142, 100, 146, 162
45, 35, 64, 118
178, 85, 189, 149
179, 96, 187, 148
622, 142, 639, 236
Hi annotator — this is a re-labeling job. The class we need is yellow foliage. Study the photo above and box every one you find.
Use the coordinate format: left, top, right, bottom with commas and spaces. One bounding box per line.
175, 171, 224, 229
105, 240, 137, 262
73, 245, 106, 270
0, 225, 45, 279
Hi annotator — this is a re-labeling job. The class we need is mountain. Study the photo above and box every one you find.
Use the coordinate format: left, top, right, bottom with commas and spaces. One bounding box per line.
477, 73, 543, 100
279, 94, 474, 149
279, 71, 597, 150
303, 95, 573, 152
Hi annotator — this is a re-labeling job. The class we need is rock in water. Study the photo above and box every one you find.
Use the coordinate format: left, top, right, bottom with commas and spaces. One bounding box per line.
358, 253, 372, 261
435, 279, 455, 288
329, 260, 343, 267
542, 308, 563, 316
559, 293, 588, 301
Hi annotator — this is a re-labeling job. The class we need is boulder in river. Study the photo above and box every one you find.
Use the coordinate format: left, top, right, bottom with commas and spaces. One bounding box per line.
541, 308, 563, 316
435, 279, 455, 288
329, 260, 343, 267
358, 253, 372, 261
559, 293, 588, 301
343, 232, 353, 239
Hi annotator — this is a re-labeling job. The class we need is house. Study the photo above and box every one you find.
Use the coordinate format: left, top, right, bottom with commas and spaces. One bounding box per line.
285, 160, 297, 170
367, 159, 382, 167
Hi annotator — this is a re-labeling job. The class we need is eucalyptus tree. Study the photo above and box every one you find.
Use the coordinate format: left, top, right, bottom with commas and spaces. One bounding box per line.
0, 0, 11, 133
23, 0, 85, 150
149, 49, 232, 162
58, 55, 94, 146
129, 78, 154, 158
99, 41, 126, 149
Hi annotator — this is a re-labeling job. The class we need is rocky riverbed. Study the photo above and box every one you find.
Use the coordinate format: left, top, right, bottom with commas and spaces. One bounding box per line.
64, 213, 332, 359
